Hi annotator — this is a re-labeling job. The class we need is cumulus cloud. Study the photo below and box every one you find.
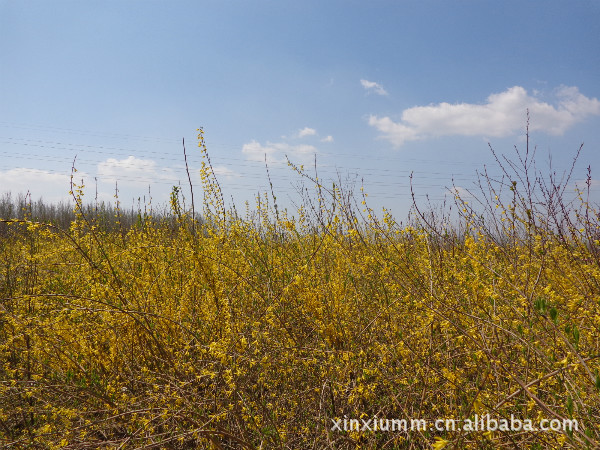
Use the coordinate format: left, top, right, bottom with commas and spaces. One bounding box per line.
361, 79, 388, 96
296, 127, 317, 138
369, 86, 600, 147
211, 165, 239, 178
241, 140, 279, 162
321, 135, 334, 143
242, 140, 317, 164
0, 168, 82, 203
97, 156, 175, 185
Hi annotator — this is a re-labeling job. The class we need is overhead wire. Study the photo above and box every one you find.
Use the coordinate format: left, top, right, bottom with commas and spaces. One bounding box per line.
0, 137, 491, 183
0, 124, 503, 206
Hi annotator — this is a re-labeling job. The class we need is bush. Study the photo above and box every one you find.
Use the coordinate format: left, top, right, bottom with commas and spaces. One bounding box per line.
0, 126, 599, 449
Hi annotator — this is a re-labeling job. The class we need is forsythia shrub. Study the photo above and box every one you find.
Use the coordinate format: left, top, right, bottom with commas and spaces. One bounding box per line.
1, 128, 599, 449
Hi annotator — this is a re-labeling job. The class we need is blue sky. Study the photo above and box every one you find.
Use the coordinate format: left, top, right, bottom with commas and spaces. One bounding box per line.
1, 0, 599, 219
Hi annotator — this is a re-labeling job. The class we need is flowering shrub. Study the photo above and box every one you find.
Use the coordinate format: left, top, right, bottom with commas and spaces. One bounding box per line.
1, 128, 599, 449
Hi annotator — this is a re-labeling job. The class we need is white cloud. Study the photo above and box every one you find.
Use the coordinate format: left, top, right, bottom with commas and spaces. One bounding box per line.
0, 157, 218, 206
97, 156, 175, 185
361, 79, 388, 96
369, 85, 600, 147
321, 135, 334, 143
297, 127, 317, 138
242, 140, 279, 163
211, 165, 239, 178
0, 168, 81, 203
242, 140, 317, 164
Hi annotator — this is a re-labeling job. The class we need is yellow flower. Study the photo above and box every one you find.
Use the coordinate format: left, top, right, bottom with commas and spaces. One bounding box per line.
432, 437, 450, 450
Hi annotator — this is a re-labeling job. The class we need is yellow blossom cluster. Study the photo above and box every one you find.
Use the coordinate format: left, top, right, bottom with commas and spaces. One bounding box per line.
1, 134, 599, 449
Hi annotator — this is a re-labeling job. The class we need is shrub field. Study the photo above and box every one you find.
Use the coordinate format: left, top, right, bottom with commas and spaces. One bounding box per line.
1, 130, 600, 449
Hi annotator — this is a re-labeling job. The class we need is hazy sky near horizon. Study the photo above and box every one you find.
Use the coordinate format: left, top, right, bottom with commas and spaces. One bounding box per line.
1, 0, 599, 218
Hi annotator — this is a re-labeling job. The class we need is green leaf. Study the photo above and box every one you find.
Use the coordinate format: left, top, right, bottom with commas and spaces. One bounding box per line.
549, 307, 558, 324
566, 396, 573, 416
572, 325, 580, 349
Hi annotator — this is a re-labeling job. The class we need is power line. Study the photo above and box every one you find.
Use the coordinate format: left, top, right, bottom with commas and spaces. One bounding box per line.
0, 129, 522, 206
0, 121, 182, 144
0, 138, 492, 182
